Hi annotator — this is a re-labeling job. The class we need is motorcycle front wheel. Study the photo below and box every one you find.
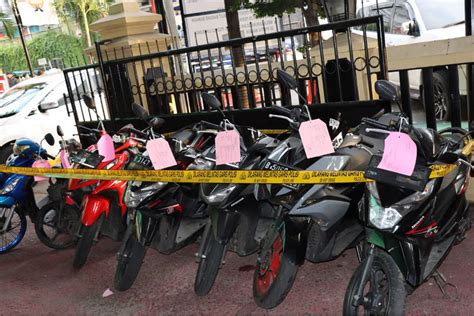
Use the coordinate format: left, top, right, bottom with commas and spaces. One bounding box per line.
0, 207, 27, 254
343, 250, 407, 315
114, 233, 146, 291
194, 231, 226, 296
72, 214, 104, 269
35, 202, 79, 250
252, 229, 298, 309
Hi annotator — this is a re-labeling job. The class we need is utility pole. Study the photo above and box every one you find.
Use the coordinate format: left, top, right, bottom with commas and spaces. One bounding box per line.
11, 0, 34, 76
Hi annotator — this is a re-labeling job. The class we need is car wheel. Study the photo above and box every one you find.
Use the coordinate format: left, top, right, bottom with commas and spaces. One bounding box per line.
432, 70, 450, 121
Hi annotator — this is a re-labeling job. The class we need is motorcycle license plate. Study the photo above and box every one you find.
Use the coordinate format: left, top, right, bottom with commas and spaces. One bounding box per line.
71, 150, 104, 168
365, 155, 430, 192
129, 154, 153, 170
262, 160, 300, 190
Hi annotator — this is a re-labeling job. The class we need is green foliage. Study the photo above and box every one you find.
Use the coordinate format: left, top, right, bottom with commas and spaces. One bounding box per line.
0, 11, 15, 39
234, 0, 325, 20
0, 31, 86, 72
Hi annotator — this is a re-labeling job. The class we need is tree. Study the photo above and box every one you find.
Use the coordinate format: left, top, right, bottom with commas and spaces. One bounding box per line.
235, 0, 325, 46
224, 0, 249, 108
0, 11, 15, 39
53, 0, 109, 47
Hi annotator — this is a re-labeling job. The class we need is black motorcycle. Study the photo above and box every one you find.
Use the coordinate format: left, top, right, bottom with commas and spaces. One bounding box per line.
343, 81, 473, 315
194, 93, 279, 296
114, 102, 220, 291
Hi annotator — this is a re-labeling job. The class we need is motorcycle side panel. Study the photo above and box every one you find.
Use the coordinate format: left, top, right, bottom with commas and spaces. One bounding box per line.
289, 199, 350, 231
81, 195, 110, 226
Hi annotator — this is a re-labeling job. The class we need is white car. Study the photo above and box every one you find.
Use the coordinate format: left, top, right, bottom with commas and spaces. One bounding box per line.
356, 0, 466, 120
0, 69, 107, 163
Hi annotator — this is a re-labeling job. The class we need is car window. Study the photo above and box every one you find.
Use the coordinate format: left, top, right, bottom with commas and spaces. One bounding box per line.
416, 0, 464, 30
391, 5, 412, 34
355, 3, 393, 32
0, 83, 46, 118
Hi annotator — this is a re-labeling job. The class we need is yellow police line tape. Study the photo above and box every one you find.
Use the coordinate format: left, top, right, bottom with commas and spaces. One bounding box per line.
0, 141, 471, 185
163, 129, 290, 137
0, 164, 456, 184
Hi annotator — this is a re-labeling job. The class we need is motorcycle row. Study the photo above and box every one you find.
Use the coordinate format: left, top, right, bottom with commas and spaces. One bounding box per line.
0, 70, 472, 314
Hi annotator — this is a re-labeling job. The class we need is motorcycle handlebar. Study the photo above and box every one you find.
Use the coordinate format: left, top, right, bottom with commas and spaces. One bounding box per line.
271, 105, 292, 117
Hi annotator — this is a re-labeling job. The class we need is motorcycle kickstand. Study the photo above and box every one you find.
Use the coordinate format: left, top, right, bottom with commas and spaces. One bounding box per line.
432, 270, 458, 300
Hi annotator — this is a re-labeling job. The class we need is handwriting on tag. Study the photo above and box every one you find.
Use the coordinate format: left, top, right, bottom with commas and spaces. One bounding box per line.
146, 138, 177, 170
59, 149, 71, 169
299, 119, 335, 159
215, 130, 241, 165
32, 160, 51, 182
378, 132, 417, 176
97, 134, 115, 162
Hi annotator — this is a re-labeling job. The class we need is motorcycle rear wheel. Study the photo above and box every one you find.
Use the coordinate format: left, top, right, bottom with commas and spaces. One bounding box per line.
73, 214, 104, 269
343, 250, 406, 315
35, 202, 79, 250
194, 231, 226, 296
253, 230, 298, 309
114, 233, 146, 291
0, 207, 27, 254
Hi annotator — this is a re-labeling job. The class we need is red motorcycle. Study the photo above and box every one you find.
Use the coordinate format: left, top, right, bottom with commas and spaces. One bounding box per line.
72, 96, 158, 269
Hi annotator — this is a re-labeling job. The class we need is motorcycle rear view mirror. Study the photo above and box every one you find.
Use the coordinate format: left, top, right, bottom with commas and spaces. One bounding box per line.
276, 69, 298, 90
375, 80, 399, 102
131, 103, 150, 121
147, 117, 165, 129
202, 93, 226, 118
437, 152, 459, 164
57, 125, 64, 137
44, 133, 55, 146
82, 94, 96, 110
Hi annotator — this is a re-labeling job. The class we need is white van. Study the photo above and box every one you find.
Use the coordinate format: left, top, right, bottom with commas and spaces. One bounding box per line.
0, 69, 108, 163
356, 0, 467, 120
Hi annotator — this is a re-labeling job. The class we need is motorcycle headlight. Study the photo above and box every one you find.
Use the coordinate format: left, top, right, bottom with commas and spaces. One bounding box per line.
202, 184, 238, 205
0, 178, 21, 195
124, 181, 166, 208
104, 159, 117, 170
367, 180, 435, 230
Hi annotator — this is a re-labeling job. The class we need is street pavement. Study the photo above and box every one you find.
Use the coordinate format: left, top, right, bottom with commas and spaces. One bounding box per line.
0, 183, 474, 315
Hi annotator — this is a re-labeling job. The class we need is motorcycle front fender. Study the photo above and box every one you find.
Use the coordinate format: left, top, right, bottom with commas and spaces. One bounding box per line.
0, 195, 16, 207
211, 208, 240, 244
367, 229, 419, 286
81, 195, 110, 227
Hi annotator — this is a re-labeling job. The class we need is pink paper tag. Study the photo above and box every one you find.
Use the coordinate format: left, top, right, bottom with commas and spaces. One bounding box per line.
59, 149, 71, 169
378, 132, 417, 176
298, 119, 335, 159
146, 138, 177, 170
215, 130, 241, 165
97, 134, 115, 162
32, 160, 51, 182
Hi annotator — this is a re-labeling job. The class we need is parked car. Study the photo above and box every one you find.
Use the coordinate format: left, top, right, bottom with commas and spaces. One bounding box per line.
0, 69, 107, 163
356, 0, 467, 120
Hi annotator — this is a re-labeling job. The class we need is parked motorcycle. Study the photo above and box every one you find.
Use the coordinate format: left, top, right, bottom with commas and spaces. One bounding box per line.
0, 134, 55, 253
193, 93, 279, 296
114, 101, 222, 291
343, 81, 473, 314
34, 125, 83, 249
72, 96, 147, 269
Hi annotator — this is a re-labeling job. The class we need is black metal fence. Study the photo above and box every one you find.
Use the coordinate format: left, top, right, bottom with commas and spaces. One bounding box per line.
63, 15, 387, 127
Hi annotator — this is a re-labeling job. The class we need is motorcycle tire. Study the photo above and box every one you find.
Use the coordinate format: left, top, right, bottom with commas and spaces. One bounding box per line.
0, 207, 27, 254
72, 214, 104, 269
343, 250, 406, 315
35, 201, 78, 250
194, 231, 226, 296
114, 233, 146, 292
253, 230, 298, 309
